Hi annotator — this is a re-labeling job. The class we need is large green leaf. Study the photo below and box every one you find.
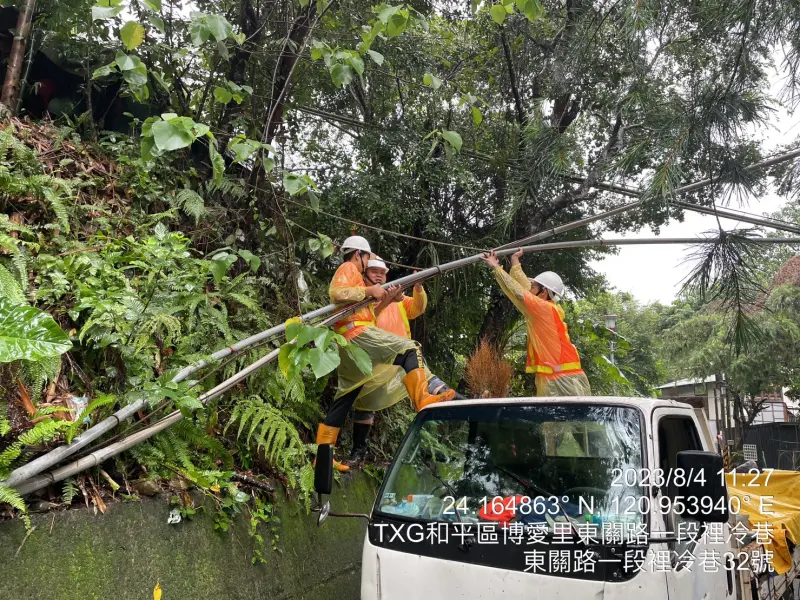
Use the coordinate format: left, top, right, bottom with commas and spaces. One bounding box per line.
205, 14, 232, 41
208, 252, 238, 284
330, 63, 354, 88
151, 120, 193, 152
214, 86, 233, 104
296, 325, 328, 348
308, 347, 340, 379
120, 21, 145, 50
283, 172, 308, 196
490, 4, 506, 24
423, 73, 442, 89
278, 343, 294, 378
209, 143, 225, 185
92, 3, 124, 21
441, 129, 462, 151
386, 12, 408, 37
344, 343, 372, 376
0, 299, 71, 363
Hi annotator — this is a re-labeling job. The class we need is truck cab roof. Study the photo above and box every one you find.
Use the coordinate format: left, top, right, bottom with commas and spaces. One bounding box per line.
426, 395, 697, 414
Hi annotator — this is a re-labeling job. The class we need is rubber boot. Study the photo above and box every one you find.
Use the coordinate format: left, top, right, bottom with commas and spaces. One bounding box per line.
344, 422, 371, 468
403, 368, 455, 411
314, 424, 349, 473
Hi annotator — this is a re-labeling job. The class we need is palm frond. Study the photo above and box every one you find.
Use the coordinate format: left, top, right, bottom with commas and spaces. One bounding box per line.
680, 230, 766, 351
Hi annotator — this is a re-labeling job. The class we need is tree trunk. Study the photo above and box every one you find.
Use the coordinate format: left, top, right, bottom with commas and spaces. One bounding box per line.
1, 0, 36, 115
217, 0, 262, 147
262, 3, 317, 145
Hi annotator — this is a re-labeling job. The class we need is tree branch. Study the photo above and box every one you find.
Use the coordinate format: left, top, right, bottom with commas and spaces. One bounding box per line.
500, 29, 525, 126
262, 0, 336, 145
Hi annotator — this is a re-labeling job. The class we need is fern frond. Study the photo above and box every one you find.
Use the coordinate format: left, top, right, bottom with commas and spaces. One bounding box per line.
0, 443, 22, 472
225, 292, 260, 313
17, 418, 70, 446
0, 214, 34, 238
32, 406, 73, 418
227, 396, 304, 464
0, 484, 27, 514
41, 185, 71, 233
174, 188, 206, 224
62, 478, 79, 504
20, 355, 61, 401
0, 262, 25, 303
66, 393, 117, 442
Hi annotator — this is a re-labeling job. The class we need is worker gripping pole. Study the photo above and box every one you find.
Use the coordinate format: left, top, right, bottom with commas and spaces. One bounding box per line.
11, 234, 800, 496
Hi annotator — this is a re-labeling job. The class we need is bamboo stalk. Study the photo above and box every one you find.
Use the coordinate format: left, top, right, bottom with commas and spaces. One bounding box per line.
1, 0, 37, 113
11, 234, 800, 496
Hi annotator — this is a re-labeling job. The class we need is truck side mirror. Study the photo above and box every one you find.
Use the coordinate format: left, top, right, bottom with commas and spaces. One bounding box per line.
675, 450, 728, 523
314, 443, 334, 495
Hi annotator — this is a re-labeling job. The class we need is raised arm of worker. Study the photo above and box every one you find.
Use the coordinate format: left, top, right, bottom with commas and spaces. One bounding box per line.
509, 249, 532, 291
402, 283, 428, 319
480, 250, 555, 325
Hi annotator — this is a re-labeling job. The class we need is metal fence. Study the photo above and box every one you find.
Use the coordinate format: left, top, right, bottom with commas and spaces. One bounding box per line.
744, 423, 800, 470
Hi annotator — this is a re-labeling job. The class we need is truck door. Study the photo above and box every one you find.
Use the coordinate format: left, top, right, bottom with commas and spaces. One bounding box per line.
652, 408, 731, 600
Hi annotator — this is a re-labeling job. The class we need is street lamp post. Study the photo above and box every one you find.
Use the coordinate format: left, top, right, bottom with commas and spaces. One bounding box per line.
603, 314, 619, 367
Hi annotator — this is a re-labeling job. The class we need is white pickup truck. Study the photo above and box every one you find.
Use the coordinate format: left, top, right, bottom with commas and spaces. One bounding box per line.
314, 396, 800, 600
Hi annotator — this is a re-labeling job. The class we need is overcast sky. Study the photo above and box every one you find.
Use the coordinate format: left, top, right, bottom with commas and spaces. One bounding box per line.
590, 69, 799, 305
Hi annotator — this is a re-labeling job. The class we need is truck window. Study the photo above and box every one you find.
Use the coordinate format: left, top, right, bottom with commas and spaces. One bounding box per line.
656, 415, 702, 565
657, 416, 701, 477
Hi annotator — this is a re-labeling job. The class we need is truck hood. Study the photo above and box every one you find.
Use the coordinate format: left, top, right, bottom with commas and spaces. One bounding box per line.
362, 541, 606, 600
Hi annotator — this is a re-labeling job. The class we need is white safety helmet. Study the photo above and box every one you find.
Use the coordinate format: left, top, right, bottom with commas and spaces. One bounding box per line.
531, 271, 565, 300
340, 235, 371, 254
367, 256, 388, 271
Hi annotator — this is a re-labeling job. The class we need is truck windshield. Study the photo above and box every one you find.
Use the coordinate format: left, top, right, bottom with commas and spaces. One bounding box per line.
376, 403, 644, 531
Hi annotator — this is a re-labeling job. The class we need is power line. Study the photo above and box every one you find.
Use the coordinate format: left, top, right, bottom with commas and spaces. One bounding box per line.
279, 193, 490, 252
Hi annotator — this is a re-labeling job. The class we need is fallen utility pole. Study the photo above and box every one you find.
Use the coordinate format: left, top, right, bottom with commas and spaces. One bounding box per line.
11, 234, 800, 496
7, 148, 799, 488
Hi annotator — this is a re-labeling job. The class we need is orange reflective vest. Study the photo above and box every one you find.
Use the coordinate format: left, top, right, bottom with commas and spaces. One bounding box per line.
494, 265, 584, 378
375, 288, 427, 339
522, 294, 583, 376
329, 262, 376, 341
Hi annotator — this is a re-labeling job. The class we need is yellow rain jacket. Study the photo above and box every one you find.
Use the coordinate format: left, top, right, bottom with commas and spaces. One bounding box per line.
493, 264, 591, 397
329, 262, 417, 411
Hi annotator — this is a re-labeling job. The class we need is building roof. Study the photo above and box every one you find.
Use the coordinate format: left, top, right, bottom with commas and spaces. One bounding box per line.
656, 375, 720, 389
773, 255, 800, 288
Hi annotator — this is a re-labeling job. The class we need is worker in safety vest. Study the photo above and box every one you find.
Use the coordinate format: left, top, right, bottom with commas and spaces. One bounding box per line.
344, 257, 463, 465
480, 249, 591, 397
315, 236, 455, 472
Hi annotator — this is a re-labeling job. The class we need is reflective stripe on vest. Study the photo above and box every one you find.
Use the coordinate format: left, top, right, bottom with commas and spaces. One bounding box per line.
334, 320, 375, 335
398, 302, 411, 338
527, 362, 583, 375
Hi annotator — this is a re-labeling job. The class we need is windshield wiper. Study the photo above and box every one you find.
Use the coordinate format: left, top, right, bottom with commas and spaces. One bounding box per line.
491, 463, 585, 545
420, 459, 474, 552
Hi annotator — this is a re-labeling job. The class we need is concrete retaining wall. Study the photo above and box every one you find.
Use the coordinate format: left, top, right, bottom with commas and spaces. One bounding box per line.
0, 474, 377, 600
